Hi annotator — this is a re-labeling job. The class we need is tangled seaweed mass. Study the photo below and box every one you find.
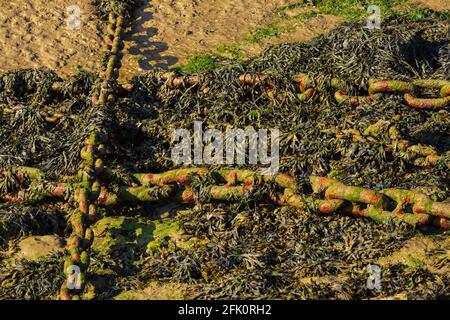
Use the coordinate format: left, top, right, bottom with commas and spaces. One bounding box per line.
0, 0, 449, 300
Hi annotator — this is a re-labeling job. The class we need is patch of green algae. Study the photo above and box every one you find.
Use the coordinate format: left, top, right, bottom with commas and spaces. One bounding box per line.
145, 219, 198, 253
92, 216, 154, 255
377, 233, 450, 274
87, 216, 203, 299
92, 216, 198, 256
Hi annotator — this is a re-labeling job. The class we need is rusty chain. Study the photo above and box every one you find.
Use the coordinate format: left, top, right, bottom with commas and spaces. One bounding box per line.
334, 78, 450, 109
59, 10, 127, 300
240, 74, 450, 109
59, 132, 105, 300
3, 166, 450, 232
155, 72, 450, 109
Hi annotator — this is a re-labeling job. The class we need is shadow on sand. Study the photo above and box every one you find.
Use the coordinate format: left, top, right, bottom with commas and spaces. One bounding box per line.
125, 2, 178, 70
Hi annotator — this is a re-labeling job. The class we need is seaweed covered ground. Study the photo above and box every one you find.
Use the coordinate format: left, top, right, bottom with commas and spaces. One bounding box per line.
0, 9, 449, 300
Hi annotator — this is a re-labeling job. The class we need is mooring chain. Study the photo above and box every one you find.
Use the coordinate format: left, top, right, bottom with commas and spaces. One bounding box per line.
240, 74, 450, 108
113, 168, 450, 230
243, 74, 450, 109
59, 132, 106, 300
3, 167, 450, 230
59, 10, 128, 300
307, 176, 450, 230
333, 78, 450, 108
2, 166, 450, 232
93, 12, 127, 107
133, 169, 450, 229
153, 72, 450, 109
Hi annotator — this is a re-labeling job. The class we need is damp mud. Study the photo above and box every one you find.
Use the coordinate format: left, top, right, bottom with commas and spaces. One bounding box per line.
0, 0, 104, 76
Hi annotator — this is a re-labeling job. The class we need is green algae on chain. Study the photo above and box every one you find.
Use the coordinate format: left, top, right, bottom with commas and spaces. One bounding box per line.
61, 2, 133, 299
3, 167, 449, 229
91, 0, 142, 20
96, 13, 127, 107
60, 132, 107, 300
404, 94, 450, 109
134, 168, 297, 190
162, 73, 450, 109
309, 176, 450, 227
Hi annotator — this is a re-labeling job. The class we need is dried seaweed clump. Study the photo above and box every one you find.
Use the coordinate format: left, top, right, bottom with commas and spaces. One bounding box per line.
0, 69, 110, 177
0, 253, 65, 300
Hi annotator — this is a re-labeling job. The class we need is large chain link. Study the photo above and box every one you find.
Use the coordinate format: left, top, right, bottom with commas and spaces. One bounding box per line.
4, 166, 449, 231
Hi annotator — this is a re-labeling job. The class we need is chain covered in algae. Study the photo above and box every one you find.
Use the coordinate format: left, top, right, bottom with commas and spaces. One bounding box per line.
0, 3, 449, 299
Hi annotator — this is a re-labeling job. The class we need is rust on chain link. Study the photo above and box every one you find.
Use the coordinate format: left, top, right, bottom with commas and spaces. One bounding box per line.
404, 79, 450, 109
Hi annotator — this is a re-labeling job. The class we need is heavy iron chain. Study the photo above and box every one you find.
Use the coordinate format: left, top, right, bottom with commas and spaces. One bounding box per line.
3, 167, 450, 231
59, 10, 127, 300
156, 72, 450, 109
131, 169, 450, 229
332, 78, 450, 108
59, 132, 105, 300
